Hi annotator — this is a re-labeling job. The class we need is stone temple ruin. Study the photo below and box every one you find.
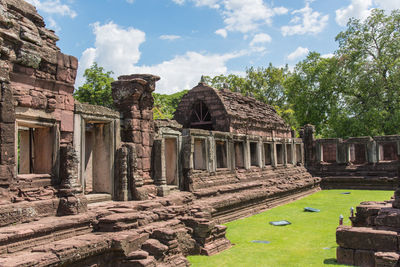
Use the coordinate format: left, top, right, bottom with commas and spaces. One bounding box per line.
0, 0, 398, 266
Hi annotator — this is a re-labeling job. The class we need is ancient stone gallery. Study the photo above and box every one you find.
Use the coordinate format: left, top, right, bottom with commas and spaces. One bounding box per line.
0, 0, 399, 266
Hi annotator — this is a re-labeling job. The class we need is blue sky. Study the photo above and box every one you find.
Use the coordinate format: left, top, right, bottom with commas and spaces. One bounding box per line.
26, 0, 400, 94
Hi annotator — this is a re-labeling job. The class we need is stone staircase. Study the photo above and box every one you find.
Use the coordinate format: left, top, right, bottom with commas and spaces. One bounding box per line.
0, 192, 231, 267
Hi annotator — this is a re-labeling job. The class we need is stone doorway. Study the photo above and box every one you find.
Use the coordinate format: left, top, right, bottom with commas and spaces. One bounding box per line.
82, 122, 113, 196
165, 138, 178, 186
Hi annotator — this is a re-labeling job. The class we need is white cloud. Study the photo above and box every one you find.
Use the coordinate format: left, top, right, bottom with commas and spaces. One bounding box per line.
221, 0, 283, 33
287, 46, 309, 61
215, 28, 227, 38
174, 0, 287, 35
281, 2, 328, 36
77, 22, 145, 86
335, 0, 400, 27
250, 33, 271, 46
273, 7, 289, 15
77, 21, 245, 94
159, 35, 181, 41
132, 51, 244, 93
335, 0, 372, 26
126, 0, 134, 3
321, 53, 335, 58
375, 0, 400, 10
26, 0, 77, 18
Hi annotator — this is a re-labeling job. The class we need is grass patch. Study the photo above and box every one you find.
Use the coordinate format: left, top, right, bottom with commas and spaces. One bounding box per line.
188, 189, 393, 267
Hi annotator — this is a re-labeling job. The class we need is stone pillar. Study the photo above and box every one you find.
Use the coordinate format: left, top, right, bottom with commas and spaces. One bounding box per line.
257, 140, 263, 168
283, 141, 287, 166
271, 141, 277, 167
112, 74, 160, 200
152, 138, 170, 196
57, 145, 87, 216
301, 124, 316, 167
229, 140, 235, 171
244, 139, 250, 170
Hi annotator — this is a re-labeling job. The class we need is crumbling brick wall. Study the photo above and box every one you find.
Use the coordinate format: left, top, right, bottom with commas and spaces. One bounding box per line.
0, 0, 78, 200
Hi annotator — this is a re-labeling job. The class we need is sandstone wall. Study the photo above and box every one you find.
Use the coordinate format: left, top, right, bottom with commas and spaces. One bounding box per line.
302, 125, 400, 190
0, 0, 78, 201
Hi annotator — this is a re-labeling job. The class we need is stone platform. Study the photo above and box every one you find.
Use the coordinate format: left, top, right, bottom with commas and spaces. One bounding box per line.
336, 198, 400, 266
0, 168, 320, 267
0, 192, 231, 267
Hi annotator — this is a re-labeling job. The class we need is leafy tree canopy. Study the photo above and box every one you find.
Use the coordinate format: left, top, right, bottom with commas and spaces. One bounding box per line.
153, 90, 188, 120
74, 62, 115, 109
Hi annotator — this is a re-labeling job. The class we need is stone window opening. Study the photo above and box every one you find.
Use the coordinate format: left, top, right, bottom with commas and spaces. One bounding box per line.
165, 138, 178, 186
17, 125, 54, 176
286, 144, 293, 164
295, 144, 302, 164
349, 144, 367, 164
250, 142, 259, 167
234, 141, 245, 169
276, 144, 284, 165
193, 138, 207, 170
190, 101, 213, 130
322, 143, 337, 163
379, 142, 398, 161
264, 143, 272, 166
215, 140, 228, 169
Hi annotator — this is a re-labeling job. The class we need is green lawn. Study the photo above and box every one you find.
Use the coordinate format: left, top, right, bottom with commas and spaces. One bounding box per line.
188, 190, 393, 267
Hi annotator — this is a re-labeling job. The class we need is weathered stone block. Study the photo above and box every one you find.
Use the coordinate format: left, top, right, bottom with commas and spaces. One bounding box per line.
55, 94, 65, 109
336, 247, 354, 266
70, 56, 78, 70
141, 239, 168, 259
375, 252, 400, 267
16, 94, 32, 107
64, 94, 74, 111
0, 122, 15, 143
0, 142, 15, 165
336, 227, 398, 251
354, 249, 375, 267
55, 82, 74, 95
60, 110, 74, 132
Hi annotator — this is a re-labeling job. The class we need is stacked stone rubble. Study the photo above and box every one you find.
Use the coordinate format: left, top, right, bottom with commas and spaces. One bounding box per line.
336, 169, 400, 266
0, 192, 231, 267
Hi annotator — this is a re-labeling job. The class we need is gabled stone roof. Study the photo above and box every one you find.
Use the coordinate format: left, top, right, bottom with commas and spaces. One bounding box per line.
215, 88, 287, 130
174, 83, 290, 134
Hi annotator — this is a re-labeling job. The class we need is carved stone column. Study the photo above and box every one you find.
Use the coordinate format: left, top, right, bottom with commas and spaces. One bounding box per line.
112, 74, 160, 200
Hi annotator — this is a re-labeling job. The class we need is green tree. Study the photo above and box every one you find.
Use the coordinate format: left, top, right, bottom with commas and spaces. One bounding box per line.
153, 90, 188, 119
74, 62, 115, 108
334, 9, 400, 137
285, 52, 340, 137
